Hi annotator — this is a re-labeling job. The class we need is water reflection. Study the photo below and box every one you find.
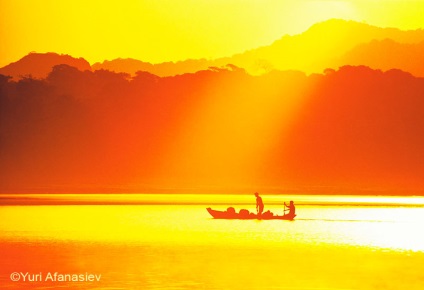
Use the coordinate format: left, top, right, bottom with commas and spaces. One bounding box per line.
1, 203, 424, 251
1, 195, 424, 290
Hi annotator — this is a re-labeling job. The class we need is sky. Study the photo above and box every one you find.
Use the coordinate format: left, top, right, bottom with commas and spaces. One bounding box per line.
1, 0, 424, 67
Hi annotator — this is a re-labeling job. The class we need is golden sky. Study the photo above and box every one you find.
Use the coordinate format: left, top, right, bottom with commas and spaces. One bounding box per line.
1, 0, 424, 67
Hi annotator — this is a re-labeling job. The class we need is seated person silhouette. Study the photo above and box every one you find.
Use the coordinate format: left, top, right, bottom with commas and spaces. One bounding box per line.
284, 200, 296, 216
255, 192, 264, 216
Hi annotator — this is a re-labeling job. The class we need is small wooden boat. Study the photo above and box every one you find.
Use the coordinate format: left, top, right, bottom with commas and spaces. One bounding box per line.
207, 207, 296, 220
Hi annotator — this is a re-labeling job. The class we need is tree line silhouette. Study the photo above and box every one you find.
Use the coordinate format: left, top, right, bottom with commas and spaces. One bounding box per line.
1, 64, 424, 193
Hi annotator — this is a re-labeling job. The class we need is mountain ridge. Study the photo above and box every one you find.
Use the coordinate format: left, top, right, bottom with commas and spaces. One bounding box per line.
89, 19, 424, 76
3, 19, 424, 79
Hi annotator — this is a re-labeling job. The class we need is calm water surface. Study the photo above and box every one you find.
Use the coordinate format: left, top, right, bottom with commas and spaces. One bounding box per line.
1, 194, 424, 290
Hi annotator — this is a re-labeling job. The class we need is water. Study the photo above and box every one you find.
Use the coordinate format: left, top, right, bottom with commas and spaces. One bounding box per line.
1, 194, 424, 290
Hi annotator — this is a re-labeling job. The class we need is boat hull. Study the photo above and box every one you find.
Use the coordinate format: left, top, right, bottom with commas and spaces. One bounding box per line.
207, 207, 296, 220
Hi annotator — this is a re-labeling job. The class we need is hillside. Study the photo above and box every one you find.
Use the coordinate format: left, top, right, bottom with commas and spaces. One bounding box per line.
339, 39, 424, 77
90, 19, 424, 76
227, 19, 424, 75
0, 52, 92, 80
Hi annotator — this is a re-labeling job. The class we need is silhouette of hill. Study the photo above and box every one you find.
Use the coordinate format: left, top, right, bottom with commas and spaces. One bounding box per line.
0, 52, 92, 80
339, 39, 424, 77
2, 20, 424, 194
92, 58, 213, 77
3, 20, 424, 79
89, 19, 424, 77
225, 19, 424, 75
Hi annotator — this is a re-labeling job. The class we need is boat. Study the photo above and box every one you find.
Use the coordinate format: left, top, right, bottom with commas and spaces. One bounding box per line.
207, 207, 296, 220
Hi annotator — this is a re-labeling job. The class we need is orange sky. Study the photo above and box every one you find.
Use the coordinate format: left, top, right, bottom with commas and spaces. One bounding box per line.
1, 0, 424, 67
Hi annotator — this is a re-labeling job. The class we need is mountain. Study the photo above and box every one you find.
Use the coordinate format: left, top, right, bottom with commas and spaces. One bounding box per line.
4, 20, 424, 79
225, 19, 424, 75
92, 58, 213, 77
339, 39, 424, 77
2, 19, 424, 193
90, 19, 424, 77
0, 52, 92, 79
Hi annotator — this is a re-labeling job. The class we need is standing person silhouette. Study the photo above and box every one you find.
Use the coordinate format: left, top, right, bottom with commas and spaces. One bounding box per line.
255, 192, 264, 216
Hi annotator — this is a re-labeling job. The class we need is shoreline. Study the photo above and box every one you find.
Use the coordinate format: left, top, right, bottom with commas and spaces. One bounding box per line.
1, 193, 424, 207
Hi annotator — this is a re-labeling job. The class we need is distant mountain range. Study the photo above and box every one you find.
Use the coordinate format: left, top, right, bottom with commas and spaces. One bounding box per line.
2, 19, 424, 79
340, 39, 424, 77
94, 19, 424, 76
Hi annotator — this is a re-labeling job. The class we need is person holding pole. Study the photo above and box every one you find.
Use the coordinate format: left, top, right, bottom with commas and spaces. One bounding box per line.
284, 200, 296, 217
255, 192, 264, 217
